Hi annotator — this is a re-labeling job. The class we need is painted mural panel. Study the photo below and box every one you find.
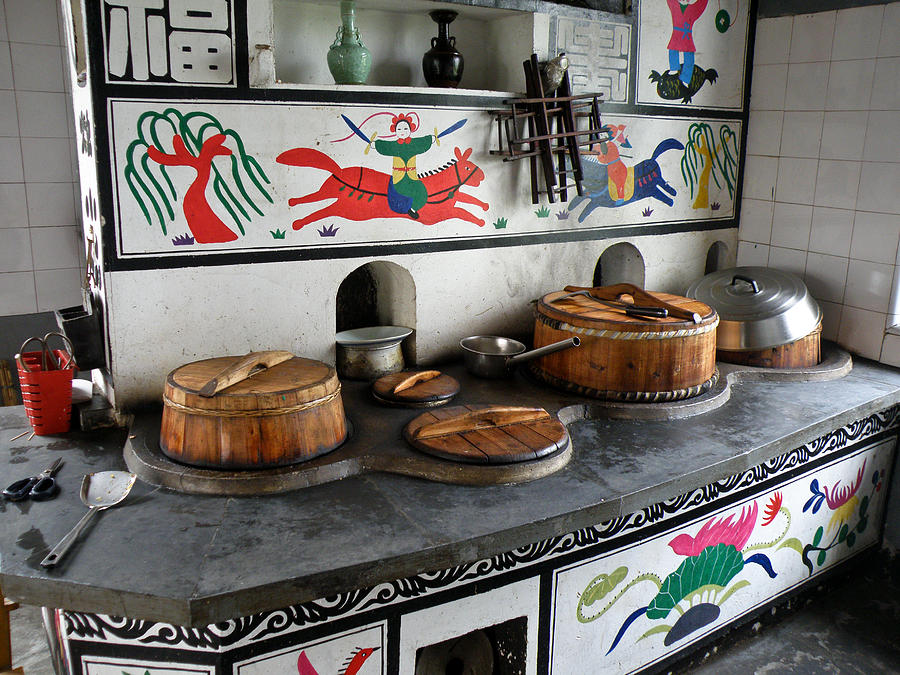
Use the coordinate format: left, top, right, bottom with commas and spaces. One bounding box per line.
101, 0, 236, 86
548, 439, 893, 674
551, 16, 632, 103
81, 656, 214, 674
108, 99, 740, 258
233, 623, 384, 674
637, 0, 750, 109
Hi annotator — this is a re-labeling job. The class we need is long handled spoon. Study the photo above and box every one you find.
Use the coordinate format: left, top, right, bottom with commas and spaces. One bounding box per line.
41, 471, 137, 568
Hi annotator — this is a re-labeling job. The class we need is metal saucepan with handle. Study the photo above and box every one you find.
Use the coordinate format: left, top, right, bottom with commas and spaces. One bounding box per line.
460, 335, 580, 378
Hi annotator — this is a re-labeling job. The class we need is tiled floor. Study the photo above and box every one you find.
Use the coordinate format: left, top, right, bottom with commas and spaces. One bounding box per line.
7, 549, 899, 674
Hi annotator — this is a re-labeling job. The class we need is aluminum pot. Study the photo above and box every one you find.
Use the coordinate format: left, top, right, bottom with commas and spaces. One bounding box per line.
336, 326, 413, 380
686, 266, 822, 351
460, 335, 580, 378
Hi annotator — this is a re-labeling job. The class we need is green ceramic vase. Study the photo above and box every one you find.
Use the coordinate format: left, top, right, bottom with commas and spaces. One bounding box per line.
327, 1, 371, 85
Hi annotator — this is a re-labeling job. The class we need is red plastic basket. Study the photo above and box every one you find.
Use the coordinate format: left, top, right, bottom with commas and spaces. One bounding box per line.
16, 347, 76, 435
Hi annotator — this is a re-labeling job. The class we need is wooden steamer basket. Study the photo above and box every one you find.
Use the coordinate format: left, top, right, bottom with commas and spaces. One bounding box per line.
160, 351, 347, 469
531, 284, 719, 401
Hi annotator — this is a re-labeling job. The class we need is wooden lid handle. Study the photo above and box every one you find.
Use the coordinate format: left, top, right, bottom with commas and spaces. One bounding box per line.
412, 406, 550, 440
393, 370, 442, 394
564, 283, 703, 324
198, 350, 294, 397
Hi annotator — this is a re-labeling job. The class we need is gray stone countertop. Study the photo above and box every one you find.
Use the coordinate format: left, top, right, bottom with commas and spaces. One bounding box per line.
2, 354, 900, 627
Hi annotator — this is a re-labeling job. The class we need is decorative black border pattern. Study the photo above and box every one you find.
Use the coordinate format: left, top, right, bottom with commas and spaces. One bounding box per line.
64, 406, 898, 649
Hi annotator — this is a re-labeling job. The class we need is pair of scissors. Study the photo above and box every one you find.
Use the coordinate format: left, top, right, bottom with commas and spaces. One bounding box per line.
3, 458, 63, 501
16, 332, 76, 372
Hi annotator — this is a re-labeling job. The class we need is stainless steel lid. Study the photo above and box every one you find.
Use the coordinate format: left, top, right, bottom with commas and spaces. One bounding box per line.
685, 267, 822, 351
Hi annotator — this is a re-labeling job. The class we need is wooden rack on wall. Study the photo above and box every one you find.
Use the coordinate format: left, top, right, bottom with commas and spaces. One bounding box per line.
489, 54, 611, 204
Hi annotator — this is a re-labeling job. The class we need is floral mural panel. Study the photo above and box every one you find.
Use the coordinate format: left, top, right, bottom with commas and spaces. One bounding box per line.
548, 438, 894, 675
108, 100, 741, 259
637, 0, 751, 109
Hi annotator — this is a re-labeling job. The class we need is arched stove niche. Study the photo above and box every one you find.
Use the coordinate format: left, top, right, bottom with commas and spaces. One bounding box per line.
592, 242, 646, 288
336, 261, 418, 364
705, 240, 730, 275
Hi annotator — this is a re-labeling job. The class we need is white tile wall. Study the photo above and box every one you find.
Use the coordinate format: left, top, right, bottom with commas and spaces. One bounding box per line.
820, 111, 867, 160
825, 59, 876, 111
809, 207, 854, 257
780, 111, 823, 158
804, 252, 848, 304
739, 3, 900, 365
0, 0, 81, 316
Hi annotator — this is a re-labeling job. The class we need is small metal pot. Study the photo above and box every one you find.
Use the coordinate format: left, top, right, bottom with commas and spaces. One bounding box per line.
336, 326, 413, 380
460, 335, 580, 378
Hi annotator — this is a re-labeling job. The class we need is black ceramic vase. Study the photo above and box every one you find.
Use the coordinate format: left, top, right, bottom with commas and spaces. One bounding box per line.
422, 10, 464, 88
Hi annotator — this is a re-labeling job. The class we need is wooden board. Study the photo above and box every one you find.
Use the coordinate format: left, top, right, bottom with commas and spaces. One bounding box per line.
371, 370, 460, 407
403, 405, 569, 464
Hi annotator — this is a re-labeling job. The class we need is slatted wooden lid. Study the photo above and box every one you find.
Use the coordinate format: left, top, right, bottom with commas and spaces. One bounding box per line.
372, 370, 460, 407
537, 289, 717, 333
165, 355, 340, 412
403, 405, 569, 464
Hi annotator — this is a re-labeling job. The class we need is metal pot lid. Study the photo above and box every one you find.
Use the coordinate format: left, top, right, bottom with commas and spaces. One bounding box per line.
686, 267, 822, 349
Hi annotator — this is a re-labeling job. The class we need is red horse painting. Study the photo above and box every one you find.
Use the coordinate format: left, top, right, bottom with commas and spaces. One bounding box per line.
276, 146, 489, 229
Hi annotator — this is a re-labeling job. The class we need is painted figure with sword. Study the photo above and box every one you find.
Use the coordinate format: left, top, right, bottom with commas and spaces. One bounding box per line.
340, 113, 466, 219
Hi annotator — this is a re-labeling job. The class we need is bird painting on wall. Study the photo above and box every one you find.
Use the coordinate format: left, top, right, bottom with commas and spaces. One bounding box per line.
297, 646, 379, 675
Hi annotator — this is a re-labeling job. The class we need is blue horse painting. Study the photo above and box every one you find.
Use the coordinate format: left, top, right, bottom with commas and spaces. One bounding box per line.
570, 138, 685, 223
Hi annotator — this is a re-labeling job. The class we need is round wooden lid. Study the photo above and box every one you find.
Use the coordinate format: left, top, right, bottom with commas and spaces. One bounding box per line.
403, 405, 569, 464
165, 353, 340, 412
372, 370, 460, 407
537, 287, 717, 334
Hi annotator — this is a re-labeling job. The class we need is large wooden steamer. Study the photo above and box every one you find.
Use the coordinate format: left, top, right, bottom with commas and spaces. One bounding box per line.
160, 351, 347, 469
531, 284, 719, 401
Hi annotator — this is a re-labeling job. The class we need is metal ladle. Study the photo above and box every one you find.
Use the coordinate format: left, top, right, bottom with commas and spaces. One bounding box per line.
41, 471, 137, 568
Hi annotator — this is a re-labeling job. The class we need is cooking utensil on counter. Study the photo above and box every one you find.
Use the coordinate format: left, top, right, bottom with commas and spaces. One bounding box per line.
161, 351, 348, 469
403, 405, 569, 464
553, 289, 669, 319
3, 458, 63, 502
563, 283, 704, 323
459, 335, 580, 378
335, 326, 413, 380
686, 267, 822, 368
372, 369, 460, 407
531, 285, 719, 401
40, 470, 136, 568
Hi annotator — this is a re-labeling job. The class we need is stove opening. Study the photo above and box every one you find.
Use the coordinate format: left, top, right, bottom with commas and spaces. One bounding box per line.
593, 242, 645, 288
705, 240, 730, 274
336, 260, 417, 362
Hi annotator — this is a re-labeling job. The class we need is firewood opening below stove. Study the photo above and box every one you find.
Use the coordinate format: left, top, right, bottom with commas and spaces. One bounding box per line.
415, 617, 528, 675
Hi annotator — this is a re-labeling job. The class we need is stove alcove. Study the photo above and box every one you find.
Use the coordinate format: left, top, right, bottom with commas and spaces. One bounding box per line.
592, 241, 646, 288
336, 260, 418, 365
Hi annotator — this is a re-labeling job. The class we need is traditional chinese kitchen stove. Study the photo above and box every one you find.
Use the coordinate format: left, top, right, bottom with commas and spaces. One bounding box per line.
124, 341, 852, 496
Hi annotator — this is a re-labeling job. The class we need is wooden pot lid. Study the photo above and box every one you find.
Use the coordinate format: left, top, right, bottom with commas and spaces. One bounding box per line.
165, 352, 340, 411
403, 405, 569, 464
372, 370, 460, 407
538, 283, 717, 333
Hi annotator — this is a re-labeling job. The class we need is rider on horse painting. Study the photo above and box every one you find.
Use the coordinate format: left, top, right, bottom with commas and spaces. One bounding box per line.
372, 113, 437, 219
